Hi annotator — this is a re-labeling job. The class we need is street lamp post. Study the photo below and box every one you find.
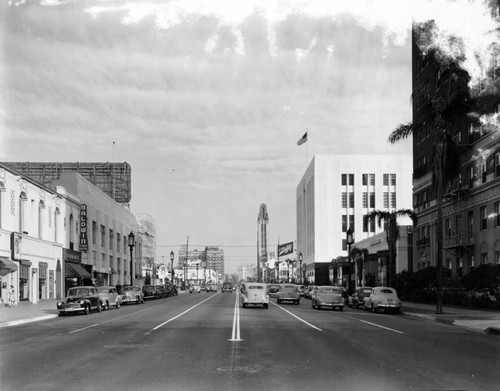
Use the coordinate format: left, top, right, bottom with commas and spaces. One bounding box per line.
170, 251, 175, 285
286, 259, 291, 283
298, 253, 303, 284
303, 262, 306, 284
128, 231, 135, 286
346, 228, 354, 294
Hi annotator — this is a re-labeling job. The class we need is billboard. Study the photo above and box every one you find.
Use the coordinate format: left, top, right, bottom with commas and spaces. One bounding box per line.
277, 242, 293, 257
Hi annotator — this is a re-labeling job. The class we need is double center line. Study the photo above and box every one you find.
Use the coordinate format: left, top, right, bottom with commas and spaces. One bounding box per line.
229, 292, 242, 341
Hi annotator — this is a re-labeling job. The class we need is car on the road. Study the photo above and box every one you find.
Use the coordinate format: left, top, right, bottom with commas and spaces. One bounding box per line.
206, 284, 217, 292
143, 285, 159, 300
189, 284, 201, 294
276, 284, 300, 305
266, 284, 281, 298
240, 282, 269, 309
156, 285, 167, 298
350, 287, 373, 309
222, 282, 233, 292
165, 283, 178, 296
363, 286, 402, 313
57, 286, 102, 316
311, 286, 344, 310
121, 285, 144, 304
98, 286, 122, 310
304, 285, 317, 299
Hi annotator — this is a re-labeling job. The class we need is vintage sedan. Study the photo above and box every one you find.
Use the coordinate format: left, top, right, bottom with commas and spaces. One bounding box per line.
240, 282, 269, 309
363, 286, 402, 313
57, 286, 102, 316
222, 282, 233, 292
350, 287, 373, 309
121, 285, 144, 304
276, 284, 300, 305
142, 285, 159, 300
311, 286, 344, 311
98, 286, 122, 310
189, 284, 201, 294
266, 284, 281, 298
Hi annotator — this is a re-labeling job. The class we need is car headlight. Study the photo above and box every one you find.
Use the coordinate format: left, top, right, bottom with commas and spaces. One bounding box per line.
57, 301, 62, 306
79, 300, 85, 305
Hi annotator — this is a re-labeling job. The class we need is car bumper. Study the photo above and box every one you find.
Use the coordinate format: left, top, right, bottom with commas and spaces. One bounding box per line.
376, 303, 401, 309
57, 305, 85, 313
122, 297, 139, 303
319, 302, 344, 307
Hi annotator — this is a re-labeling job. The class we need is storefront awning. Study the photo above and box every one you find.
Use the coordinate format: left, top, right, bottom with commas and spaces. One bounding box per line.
0, 257, 18, 276
65, 262, 92, 279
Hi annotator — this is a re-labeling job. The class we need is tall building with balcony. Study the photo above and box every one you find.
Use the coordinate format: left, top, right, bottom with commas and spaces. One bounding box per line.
411, 23, 500, 277
296, 154, 413, 283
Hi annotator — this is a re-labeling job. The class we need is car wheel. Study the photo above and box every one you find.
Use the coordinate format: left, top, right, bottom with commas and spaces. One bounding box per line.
263, 304, 268, 309
316, 303, 321, 310
296, 300, 300, 305
105, 301, 110, 310
242, 303, 247, 308
97, 302, 102, 313
58, 313, 64, 317
116, 301, 121, 309
84, 305, 90, 315
277, 299, 281, 304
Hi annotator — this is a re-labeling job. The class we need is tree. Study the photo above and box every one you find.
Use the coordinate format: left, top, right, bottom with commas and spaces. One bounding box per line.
350, 247, 368, 287
363, 209, 417, 288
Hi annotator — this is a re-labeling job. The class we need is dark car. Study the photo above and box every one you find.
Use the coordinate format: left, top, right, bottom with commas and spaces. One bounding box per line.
142, 285, 158, 300
266, 284, 281, 298
57, 286, 102, 316
351, 287, 373, 309
156, 285, 167, 298
222, 282, 233, 292
276, 284, 300, 304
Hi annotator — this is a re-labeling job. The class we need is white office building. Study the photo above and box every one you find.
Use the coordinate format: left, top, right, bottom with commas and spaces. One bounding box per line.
296, 154, 413, 268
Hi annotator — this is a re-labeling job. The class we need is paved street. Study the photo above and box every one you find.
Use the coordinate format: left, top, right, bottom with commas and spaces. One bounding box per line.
1, 292, 499, 391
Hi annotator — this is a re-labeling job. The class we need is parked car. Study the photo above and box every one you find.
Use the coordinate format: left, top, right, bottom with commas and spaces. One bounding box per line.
351, 287, 373, 309
156, 285, 167, 298
98, 286, 122, 310
298, 285, 307, 296
276, 284, 301, 305
240, 282, 269, 309
121, 285, 144, 304
266, 284, 281, 298
222, 282, 233, 292
311, 286, 344, 311
143, 285, 159, 300
189, 284, 201, 294
165, 283, 178, 296
363, 286, 402, 313
304, 285, 317, 299
57, 286, 102, 316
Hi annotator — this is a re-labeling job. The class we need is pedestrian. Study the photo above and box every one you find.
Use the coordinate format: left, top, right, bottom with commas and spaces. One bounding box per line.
8, 285, 16, 307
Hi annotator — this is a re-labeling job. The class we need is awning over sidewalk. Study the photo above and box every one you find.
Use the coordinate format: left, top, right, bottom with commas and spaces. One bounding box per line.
0, 257, 18, 276
65, 262, 91, 279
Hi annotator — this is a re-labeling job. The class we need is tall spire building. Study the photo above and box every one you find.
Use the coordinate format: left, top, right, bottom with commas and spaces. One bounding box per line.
257, 204, 269, 282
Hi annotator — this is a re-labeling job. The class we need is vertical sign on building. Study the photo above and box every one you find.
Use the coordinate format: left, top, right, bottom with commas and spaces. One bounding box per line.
80, 204, 88, 252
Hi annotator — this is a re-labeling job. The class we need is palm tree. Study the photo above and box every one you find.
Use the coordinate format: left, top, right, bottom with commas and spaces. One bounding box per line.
363, 209, 417, 288
350, 247, 369, 287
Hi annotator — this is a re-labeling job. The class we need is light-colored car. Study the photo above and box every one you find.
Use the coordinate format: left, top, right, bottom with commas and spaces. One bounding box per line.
311, 286, 344, 311
240, 282, 269, 309
363, 286, 402, 313
276, 284, 300, 305
57, 286, 102, 316
121, 285, 144, 304
189, 284, 201, 294
98, 286, 122, 310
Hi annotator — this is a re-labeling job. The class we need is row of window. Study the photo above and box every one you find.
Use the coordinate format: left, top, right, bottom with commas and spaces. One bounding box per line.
92, 221, 128, 254
340, 173, 396, 186
341, 192, 397, 209
91, 251, 125, 274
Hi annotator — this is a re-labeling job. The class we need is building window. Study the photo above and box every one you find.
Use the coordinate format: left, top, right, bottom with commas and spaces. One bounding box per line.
383, 174, 389, 186
468, 211, 474, 238
123, 235, 127, 254
341, 174, 347, 186
38, 200, 45, 239
390, 192, 396, 208
369, 193, 375, 208
383, 192, 389, 208
100, 225, 105, 247
363, 215, 368, 232
467, 166, 474, 189
342, 215, 347, 232
92, 251, 97, 266
18, 192, 27, 232
481, 253, 488, 265
342, 239, 347, 251
480, 206, 487, 230
458, 258, 463, 278
390, 174, 396, 185
445, 218, 451, 237
481, 160, 487, 183
109, 229, 114, 250
341, 193, 347, 208
117, 233, 121, 252
369, 174, 375, 185
54, 208, 60, 243
92, 221, 97, 244
369, 216, 375, 232
362, 192, 368, 208
362, 174, 368, 186
495, 153, 500, 177
349, 215, 354, 231
348, 193, 354, 208
101, 253, 106, 267
349, 174, 354, 186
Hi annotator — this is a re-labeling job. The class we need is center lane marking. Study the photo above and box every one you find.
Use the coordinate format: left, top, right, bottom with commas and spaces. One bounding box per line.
334, 312, 405, 335
271, 301, 323, 331
229, 292, 242, 341
145, 294, 218, 335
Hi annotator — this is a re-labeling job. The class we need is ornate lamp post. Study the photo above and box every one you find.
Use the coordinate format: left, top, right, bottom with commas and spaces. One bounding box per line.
128, 231, 135, 286
170, 251, 175, 285
346, 228, 354, 294
298, 253, 303, 284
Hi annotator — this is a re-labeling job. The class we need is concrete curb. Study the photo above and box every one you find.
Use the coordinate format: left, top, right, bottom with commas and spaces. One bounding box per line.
0, 314, 58, 328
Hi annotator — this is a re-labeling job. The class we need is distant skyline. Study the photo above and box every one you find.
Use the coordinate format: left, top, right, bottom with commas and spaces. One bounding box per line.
2, 0, 497, 273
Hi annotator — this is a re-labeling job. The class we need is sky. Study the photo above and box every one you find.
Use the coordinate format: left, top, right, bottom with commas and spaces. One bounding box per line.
1, 0, 498, 274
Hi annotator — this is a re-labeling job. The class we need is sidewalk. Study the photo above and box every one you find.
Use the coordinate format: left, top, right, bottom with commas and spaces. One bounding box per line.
402, 301, 500, 335
0, 299, 59, 328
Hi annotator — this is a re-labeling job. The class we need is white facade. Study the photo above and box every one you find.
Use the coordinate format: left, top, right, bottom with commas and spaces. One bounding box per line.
296, 154, 413, 266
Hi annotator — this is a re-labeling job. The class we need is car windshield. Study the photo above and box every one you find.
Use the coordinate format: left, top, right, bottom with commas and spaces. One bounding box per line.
68, 288, 89, 296
318, 287, 341, 293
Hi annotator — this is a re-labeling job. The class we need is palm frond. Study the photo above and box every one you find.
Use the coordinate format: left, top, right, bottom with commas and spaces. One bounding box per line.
388, 122, 416, 144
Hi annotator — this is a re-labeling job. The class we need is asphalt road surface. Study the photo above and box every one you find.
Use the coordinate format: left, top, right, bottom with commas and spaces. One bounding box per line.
1, 291, 499, 391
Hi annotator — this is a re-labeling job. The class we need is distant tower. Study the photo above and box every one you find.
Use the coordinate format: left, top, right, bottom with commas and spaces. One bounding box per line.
257, 204, 269, 282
